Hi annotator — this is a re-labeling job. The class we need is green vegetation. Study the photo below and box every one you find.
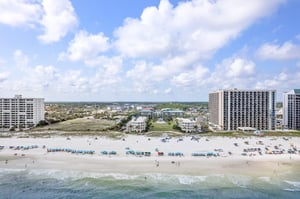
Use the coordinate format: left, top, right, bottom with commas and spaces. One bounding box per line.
154, 102, 207, 111
276, 102, 283, 108
32, 118, 116, 132
148, 120, 180, 132
26, 130, 126, 139
263, 131, 300, 137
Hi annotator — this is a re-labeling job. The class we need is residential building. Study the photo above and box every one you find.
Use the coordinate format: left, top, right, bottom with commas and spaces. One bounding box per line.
0, 95, 44, 131
160, 108, 184, 120
140, 109, 154, 119
126, 116, 148, 132
176, 118, 197, 133
209, 89, 276, 131
283, 89, 300, 130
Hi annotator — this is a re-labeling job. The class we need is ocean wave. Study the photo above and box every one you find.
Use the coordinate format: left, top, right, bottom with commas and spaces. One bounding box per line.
176, 175, 207, 185
0, 168, 26, 176
27, 169, 142, 181
258, 176, 271, 183
284, 188, 300, 192
284, 180, 300, 188
143, 173, 207, 185
223, 174, 251, 188
22, 169, 213, 186
5, 167, 298, 191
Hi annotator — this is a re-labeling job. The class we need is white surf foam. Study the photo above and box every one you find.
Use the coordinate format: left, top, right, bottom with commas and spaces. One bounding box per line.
284, 180, 300, 188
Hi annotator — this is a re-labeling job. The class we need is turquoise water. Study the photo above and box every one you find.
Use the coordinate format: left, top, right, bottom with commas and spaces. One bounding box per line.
0, 169, 299, 199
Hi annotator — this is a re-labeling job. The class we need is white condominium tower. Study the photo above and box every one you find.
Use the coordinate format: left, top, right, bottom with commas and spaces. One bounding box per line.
0, 95, 44, 131
209, 89, 276, 131
283, 89, 300, 130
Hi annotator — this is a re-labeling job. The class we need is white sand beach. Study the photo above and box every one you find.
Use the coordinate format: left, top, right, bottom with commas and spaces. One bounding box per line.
1, 135, 300, 176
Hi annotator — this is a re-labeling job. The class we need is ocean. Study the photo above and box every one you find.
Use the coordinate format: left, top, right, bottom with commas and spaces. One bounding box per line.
0, 169, 300, 199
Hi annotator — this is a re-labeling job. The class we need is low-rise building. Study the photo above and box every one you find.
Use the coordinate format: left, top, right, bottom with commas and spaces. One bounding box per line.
176, 118, 197, 133
126, 116, 148, 133
140, 109, 154, 118
161, 108, 184, 120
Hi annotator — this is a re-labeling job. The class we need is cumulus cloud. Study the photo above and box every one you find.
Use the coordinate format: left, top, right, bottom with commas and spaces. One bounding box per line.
171, 65, 209, 87
34, 65, 58, 80
59, 30, 110, 64
0, 0, 42, 27
255, 71, 300, 92
30, 65, 59, 90
13, 49, 29, 68
114, 0, 284, 60
0, 72, 9, 82
164, 88, 172, 94
207, 57, 256, 89
112, 0, 284, 97
0, 0, 78, 43
38, 0, 78, 43
223, 58, 255, 78
256, 41, 300, 60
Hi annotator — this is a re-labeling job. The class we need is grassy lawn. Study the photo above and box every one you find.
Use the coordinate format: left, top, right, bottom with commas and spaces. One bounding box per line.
32, 118, 116, 132
149, 120, 177, 132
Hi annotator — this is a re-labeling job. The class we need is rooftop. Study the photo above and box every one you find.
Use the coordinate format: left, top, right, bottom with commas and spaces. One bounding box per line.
294, 89, 300, 95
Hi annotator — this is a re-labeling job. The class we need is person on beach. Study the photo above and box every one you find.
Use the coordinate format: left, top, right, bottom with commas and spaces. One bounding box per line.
155, 160, 159, 167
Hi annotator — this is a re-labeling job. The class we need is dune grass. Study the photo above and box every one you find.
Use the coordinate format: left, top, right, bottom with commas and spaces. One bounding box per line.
31, 118, 116, 132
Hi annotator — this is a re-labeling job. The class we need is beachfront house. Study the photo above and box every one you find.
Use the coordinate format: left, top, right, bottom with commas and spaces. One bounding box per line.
176, 118, 197, 133
126, 116, 148, 133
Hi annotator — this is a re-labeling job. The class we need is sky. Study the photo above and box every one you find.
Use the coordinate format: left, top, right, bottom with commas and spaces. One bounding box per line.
0, 0, 300, 102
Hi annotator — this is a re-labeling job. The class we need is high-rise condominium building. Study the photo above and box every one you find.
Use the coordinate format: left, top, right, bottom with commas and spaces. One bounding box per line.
0, 95, 44, 131
209, 89, 276, 131
283, 89, 300, 130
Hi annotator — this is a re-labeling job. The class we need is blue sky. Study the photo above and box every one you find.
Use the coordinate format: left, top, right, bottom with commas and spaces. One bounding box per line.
0, 0, 300, 102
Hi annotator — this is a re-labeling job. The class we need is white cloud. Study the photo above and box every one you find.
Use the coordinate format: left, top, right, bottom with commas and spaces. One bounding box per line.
38, 0, 78, 43
60, 30, 110, 64
171, 65, 209, 87
256, 41, 300, 60
56, 70, 89, 93
84, 56, 123, 75
223, 58, 255, 78
0, 0, 78, 43
164, 88, 172, 94
207, 57, 256, 89
0, 0, 42, 27
255, 71, 300, 91
114, 0, 284, 59
112, 0, 284, 96
34, 65, 58, 80
0, 72, 9, 82
31, 65, 59, 90
13, 49, 29, 68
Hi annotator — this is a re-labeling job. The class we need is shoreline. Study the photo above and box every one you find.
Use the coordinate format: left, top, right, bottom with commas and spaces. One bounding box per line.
1, 135, 300, 177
